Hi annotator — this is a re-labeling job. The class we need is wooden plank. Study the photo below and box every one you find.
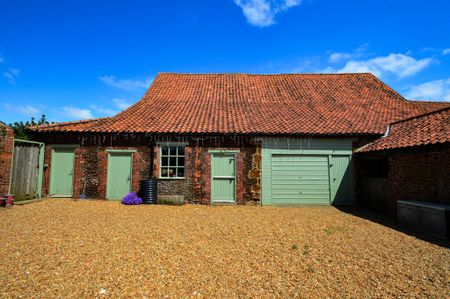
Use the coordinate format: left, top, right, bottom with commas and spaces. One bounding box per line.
10, 143, 41, 200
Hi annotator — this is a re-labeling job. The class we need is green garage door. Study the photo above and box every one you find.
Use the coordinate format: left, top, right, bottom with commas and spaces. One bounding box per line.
271, 155, 330, 205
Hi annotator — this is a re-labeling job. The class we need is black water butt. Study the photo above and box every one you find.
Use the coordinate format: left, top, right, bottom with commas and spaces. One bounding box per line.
140, 141, 157, 204
140, 178, 157, 204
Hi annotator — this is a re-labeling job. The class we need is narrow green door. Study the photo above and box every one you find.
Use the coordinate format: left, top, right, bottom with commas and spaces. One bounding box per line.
106, 153, 133, 200
50, 148, 75, 197
211, 153, 236, 203
330, 155, 354, 205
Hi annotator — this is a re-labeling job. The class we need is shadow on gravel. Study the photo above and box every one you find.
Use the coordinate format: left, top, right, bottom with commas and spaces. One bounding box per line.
335, 205, 450, 249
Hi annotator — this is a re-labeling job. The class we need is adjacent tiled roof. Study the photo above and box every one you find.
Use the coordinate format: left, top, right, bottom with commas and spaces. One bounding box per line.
406, 100, 450, 114
31, 117, 111, 132
357, 107, 450, 152
31, 73, 450, 135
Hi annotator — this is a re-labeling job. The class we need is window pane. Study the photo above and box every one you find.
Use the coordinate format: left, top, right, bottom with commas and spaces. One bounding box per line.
170, 157, 177, 166
161, 168, 168, 177
169, 146, 177, 155
161, 157, 168, 167
161, 146, 168, 156
177, 146, 185, 155
177, 157, 185, 167
177, 168, 185, 177
168, 168, 176, 177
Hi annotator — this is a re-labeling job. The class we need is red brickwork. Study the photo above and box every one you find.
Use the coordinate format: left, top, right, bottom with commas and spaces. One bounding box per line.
389, 146, 450, 208
0, 124, 14, 195
38, 134, 260, 204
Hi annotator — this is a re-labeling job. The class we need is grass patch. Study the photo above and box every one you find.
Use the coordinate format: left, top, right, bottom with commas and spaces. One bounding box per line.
323, 225, 348, 235
302, 244, 310, 256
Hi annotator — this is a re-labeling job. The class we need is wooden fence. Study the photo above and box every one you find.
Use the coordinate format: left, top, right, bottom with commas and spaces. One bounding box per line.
9, 139, 44, 201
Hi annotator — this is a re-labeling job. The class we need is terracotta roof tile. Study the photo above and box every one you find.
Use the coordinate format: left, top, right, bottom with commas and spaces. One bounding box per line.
30, 117, 111, 132
31, 73, 450, 135
357, 107, 450, 152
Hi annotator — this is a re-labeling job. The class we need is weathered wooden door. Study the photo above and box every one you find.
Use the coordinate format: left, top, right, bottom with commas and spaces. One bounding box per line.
211, 153, 236, 203
50, 148, 75, 197
10, 143, 42, 200
106, 153, 132, 200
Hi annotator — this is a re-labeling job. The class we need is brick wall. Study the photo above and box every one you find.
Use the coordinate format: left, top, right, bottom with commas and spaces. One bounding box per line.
0, 124, 14, 195
37, 134, 261, 204
42, 145, 151, 198
153, 139, 260, 205
389, 146, 450, 207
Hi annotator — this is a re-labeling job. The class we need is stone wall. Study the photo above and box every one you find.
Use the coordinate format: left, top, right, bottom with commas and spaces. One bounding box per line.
153, 138, 260, 205
389, 146, 450, 207
0, 124, 14, 195
37, 133, 261, 204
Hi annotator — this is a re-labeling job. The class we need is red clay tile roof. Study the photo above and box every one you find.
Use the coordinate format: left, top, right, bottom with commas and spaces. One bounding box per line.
406, 100, 450, 114
357, 107, 450, 152
30, 117, 111, 132
31, 73, 450, 135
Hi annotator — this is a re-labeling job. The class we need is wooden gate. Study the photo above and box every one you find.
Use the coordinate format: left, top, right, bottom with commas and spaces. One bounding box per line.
363, 177, 390, 212
10, 139, 44, 201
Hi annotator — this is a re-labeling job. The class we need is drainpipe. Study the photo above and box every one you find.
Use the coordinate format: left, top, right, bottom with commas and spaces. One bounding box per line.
149, 140, 155, 178
382, 124, 391, 138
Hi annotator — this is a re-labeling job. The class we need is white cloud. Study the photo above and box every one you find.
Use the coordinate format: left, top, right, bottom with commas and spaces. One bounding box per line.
234, 0, 301, 27
62, 106, 94, 119
443, 48, 450, 55
89, 105, 117, 116
2, 103, 41, 117
112, 98, 132, 110
4, 68, 21, 84
335, 53, 432, 78
328, 44, 368, 64
405, 78, 450, 102
99, 75, 152, 91
328, 52, 353, 64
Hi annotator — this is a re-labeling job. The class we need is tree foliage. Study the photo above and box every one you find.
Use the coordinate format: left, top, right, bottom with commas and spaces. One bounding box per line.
9, 115, 51, 140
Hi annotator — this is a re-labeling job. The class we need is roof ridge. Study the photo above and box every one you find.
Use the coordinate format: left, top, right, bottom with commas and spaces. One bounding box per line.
407, 99, 449, 104
30, 116, 111, 129
391, 106, 450, 125
156, 72, 375, 76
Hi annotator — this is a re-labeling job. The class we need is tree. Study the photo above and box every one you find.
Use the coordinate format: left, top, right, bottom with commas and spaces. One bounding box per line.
9, 114, 51, 140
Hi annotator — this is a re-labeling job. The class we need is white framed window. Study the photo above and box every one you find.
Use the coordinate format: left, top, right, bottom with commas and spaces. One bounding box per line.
158, 143, 186, 179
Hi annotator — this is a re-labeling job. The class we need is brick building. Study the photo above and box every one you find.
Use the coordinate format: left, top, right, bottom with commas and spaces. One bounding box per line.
356, 107, 450, 214
0, 122, 14, 195
29, 73, 449, 205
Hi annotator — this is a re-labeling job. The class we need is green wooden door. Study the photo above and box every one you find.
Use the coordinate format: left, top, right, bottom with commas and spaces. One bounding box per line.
330, 155, 354, 205
106, 153, 132, 200
50, 148, 75, 197
211, 153, 236, 203
271, 155, 330, 205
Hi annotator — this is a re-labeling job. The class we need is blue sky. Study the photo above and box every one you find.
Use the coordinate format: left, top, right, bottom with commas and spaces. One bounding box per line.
1, 0, 449, 124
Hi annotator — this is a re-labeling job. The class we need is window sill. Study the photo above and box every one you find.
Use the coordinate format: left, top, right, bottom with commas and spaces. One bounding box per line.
158, 177, 186, 180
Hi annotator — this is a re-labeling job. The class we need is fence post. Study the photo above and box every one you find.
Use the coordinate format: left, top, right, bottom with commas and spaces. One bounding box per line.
37, 143, 45, 198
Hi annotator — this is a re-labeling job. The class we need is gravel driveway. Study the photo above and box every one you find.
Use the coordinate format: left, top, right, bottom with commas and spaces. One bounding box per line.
1, 199, 448, 298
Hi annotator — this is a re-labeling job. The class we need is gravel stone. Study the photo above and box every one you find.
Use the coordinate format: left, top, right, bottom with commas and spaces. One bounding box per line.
0, 199, 449, 298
